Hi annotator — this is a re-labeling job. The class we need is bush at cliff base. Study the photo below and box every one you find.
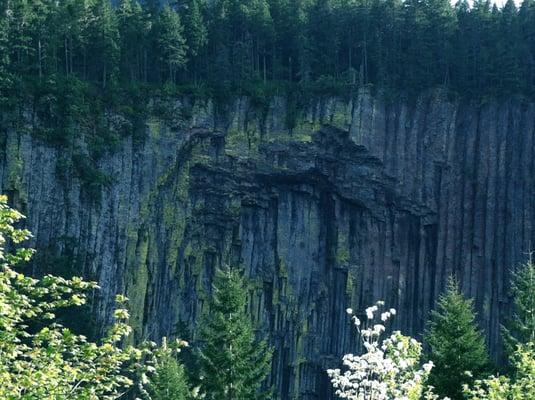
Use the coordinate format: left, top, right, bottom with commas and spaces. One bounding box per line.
327, 301, 445, 400
463, 343, 535, 400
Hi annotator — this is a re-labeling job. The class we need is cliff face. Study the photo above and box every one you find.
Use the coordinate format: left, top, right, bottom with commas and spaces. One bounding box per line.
1, 89, 534, 399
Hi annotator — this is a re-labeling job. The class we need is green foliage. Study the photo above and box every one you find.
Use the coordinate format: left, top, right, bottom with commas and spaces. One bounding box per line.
464, 343, 535, 400
144, 337, 191, 400
183, 0, 208, 60
424, 278, 491, 400
156, 6, 188, 84
198, 267, 273, 400
2, 0, 535, 101
0, 194, 149, 399
72, 153, 115, 201
502, 259, 535, 354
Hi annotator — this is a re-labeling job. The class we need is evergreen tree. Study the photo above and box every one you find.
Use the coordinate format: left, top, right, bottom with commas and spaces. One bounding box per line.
182, 0, 208, 82
308, 0, 339, 79
6, 0, 33, 76
145, 337, 190, 400
156, 5, 188, 83
424, 278, 490, 400
118, 0, 149, 82
183, 0, 207, 59
519, 0, 535, 95
84, 0, 120, 86
0, 6, 12, 97
496, 0, 521, 92
198, 268, 272, 400
502, 259, 535, 354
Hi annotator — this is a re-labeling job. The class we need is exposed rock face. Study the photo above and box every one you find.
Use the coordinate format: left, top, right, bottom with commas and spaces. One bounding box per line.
1, 89, 534, 399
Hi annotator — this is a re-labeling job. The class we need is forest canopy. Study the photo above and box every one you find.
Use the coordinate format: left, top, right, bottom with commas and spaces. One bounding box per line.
1, 0, 534, 101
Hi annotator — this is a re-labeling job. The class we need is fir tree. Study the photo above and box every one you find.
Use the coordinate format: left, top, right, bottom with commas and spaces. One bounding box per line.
183, 0, 207, 83
424, 278, 490, 400
118, 0, 148, 82
502, 259, 535, 353
145, 337, 190, 400
183, 0, 207, 59
156, 5, 188, 83
85, 0, 120, 87
0, 7, 12, 97
198, 267, 273, 400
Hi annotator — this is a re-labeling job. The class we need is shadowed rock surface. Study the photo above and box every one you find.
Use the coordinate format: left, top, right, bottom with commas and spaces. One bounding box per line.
1, 89, 534, 399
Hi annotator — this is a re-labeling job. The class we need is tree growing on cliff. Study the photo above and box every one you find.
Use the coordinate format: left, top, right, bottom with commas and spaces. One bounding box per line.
0, 195, 150, 398
425, 278, 490, 400
0, 11, 11, 98
198, 267, 273, 400
502, 258, 535, 354
156, 5, 188, 84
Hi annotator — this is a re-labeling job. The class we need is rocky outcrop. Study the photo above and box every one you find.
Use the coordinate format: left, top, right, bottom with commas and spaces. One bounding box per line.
1, 89, 534, 399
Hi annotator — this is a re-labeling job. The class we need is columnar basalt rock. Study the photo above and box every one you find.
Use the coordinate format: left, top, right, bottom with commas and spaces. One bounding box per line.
1, 89, 534, 399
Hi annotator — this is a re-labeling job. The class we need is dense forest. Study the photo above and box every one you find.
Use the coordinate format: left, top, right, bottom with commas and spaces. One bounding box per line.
1, 0, 535, 101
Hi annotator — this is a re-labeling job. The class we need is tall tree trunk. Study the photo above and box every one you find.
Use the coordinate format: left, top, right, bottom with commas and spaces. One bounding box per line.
65, 37, 68, 75
263, 54, 267, 84
103, 63, 107, 88
38, 38, 42, 79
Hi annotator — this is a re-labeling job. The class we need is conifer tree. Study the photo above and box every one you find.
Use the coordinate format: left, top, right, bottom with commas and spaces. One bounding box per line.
198, 267, 272, 400
183, 0, 208, 83
0, 8, 11, 97
145, 337, 190, 400
156, 5, 188, 84
183, 0, 207, 59
118, 0, 148, 82
502, 259, 535, 354
85, 0, 120, 86
425, 278, 490, 400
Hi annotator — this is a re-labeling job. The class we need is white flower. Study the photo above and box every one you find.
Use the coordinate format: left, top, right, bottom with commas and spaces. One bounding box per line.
423, 361, 434, 373
375, 324, 386, 332
346, 308, 353, 315
328, 301, 434, 400
390, 308, 396, 315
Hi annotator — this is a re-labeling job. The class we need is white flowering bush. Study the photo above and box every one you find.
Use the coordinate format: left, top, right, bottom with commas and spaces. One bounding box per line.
327, 301, 439, 400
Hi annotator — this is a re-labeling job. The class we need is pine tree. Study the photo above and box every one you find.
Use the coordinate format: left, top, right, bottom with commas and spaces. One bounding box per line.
6, 0, 33, 75
502, 259, 535, 353
156, 5, 188, 83
183, 0, 208, 83
0, 6, 12, 97
496, 0, 521, 92
118, 0, 148, 81
84, 0, 120, 86
183, 0, 207, 59
145, 337, 190, 400
519, 0, 535, 95
198, 268, 272, 400
424, 278, 490, 400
